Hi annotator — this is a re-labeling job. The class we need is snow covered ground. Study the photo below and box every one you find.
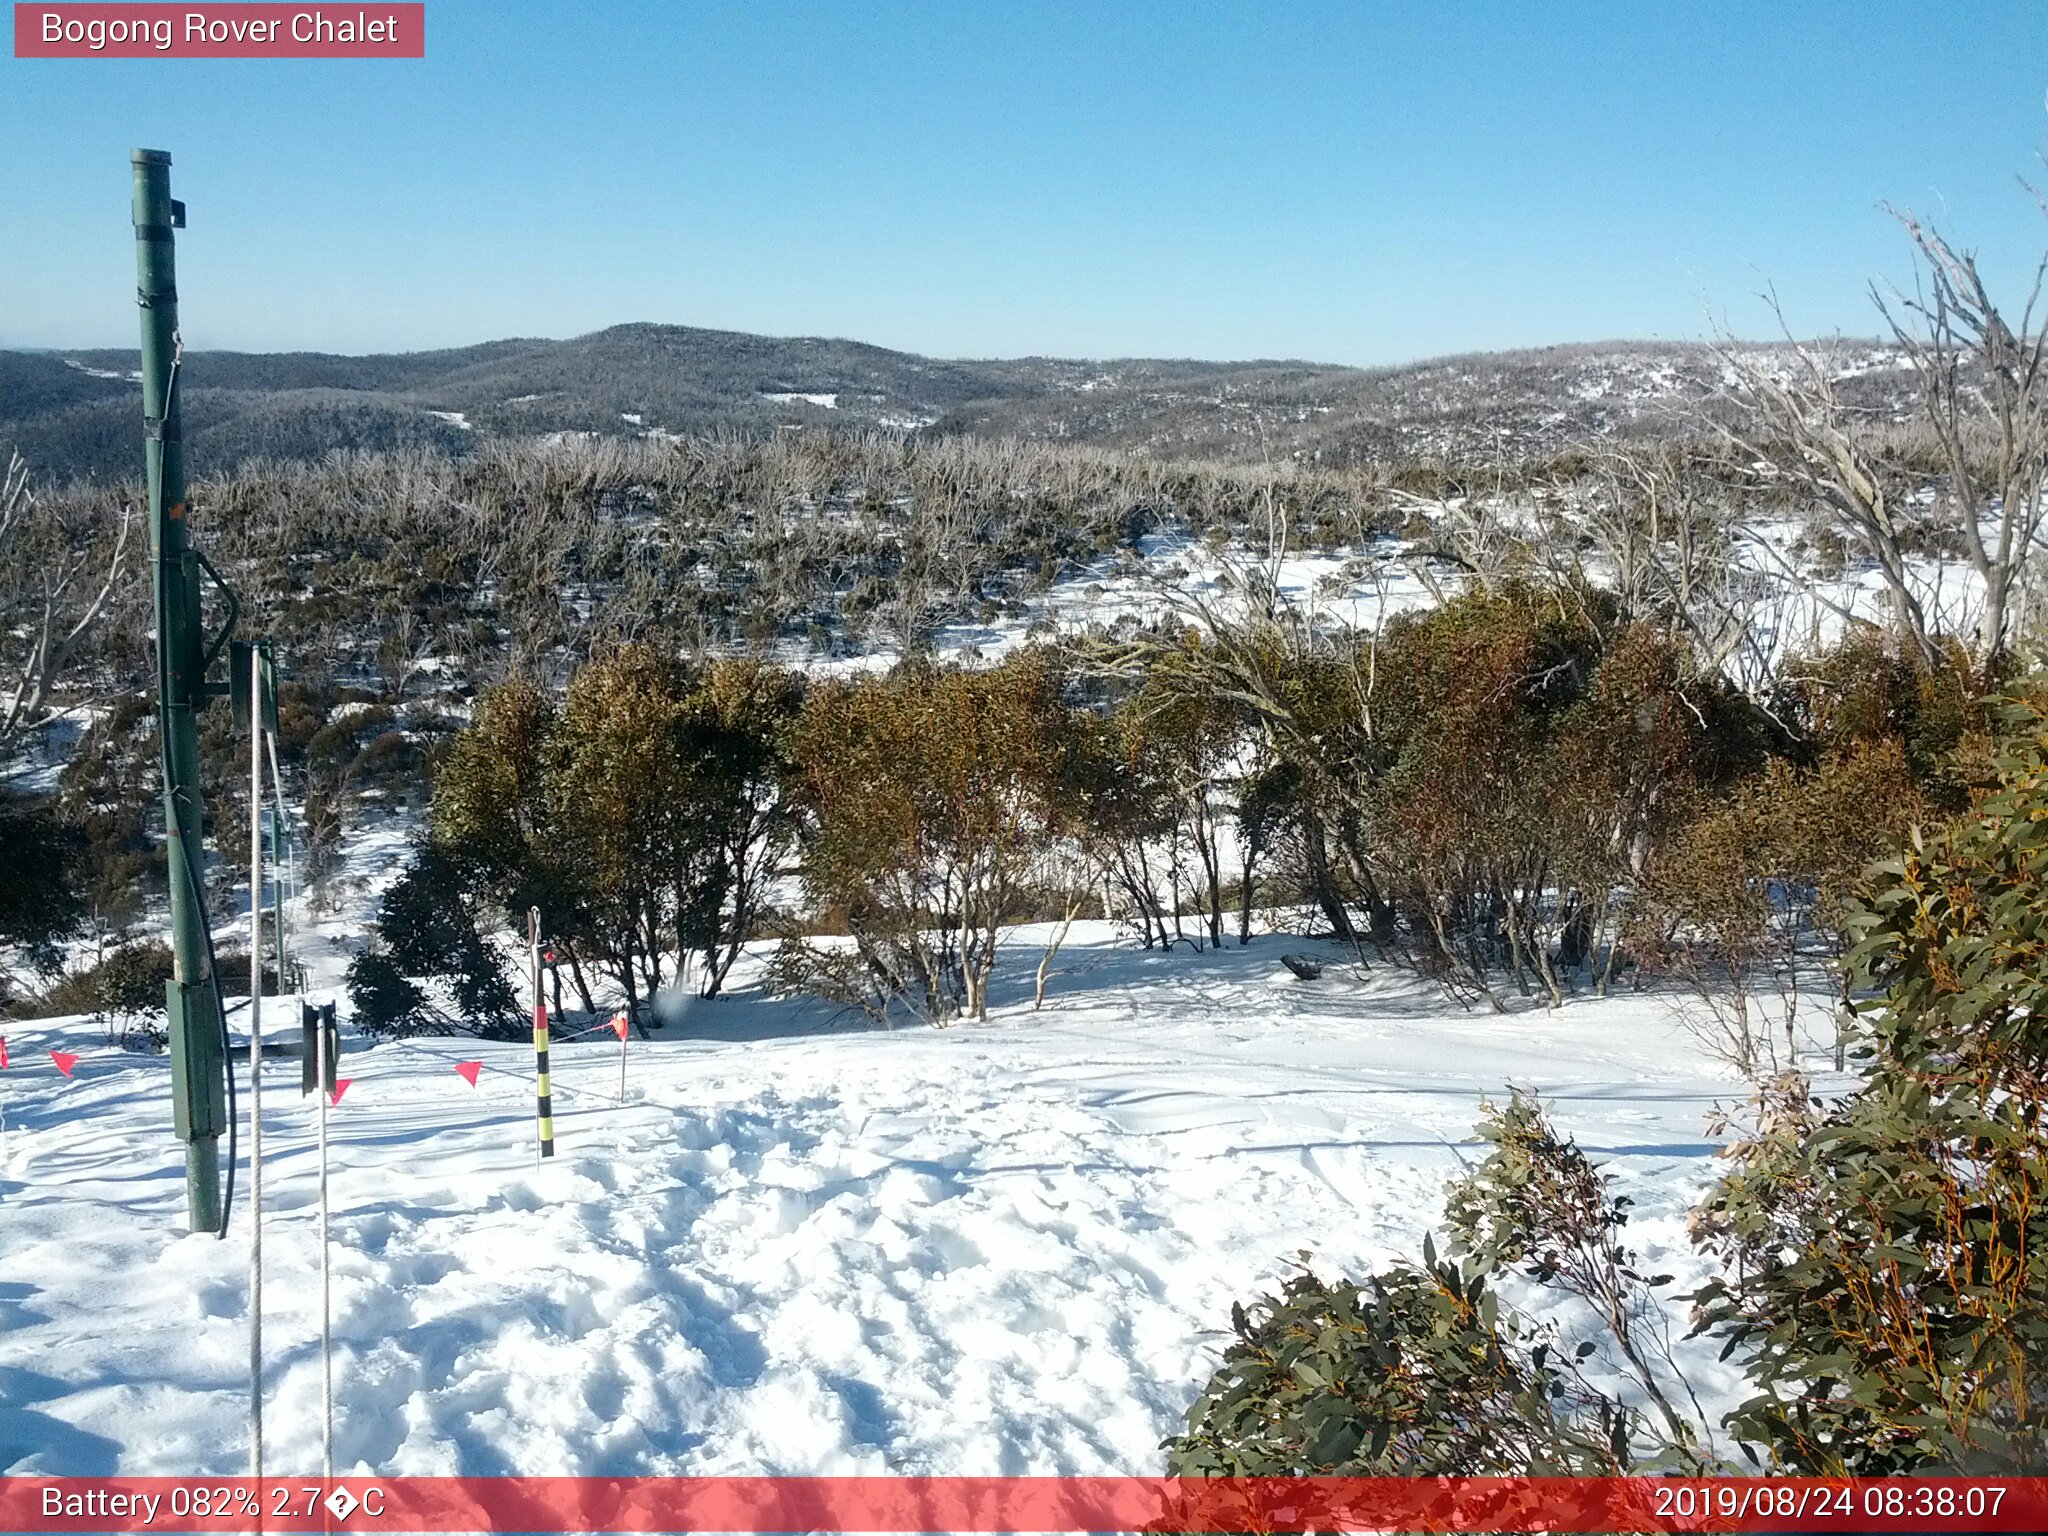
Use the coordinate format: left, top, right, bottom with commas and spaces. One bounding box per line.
0, 916, 1809, 1478
816, 532, 1445, 675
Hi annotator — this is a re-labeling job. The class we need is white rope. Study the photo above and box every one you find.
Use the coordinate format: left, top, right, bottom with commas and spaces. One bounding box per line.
316, 1005, 333, 1479
392, 1035, 630, 1108
264, 684, 327, 1481
247, 644, 265, 1483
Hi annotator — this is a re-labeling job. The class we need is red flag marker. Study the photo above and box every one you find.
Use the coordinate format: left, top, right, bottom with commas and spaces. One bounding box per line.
0, 1035, 9, 1069
330, 1079, 352, 1107
612, 1011, 632, 1099
454, 1060, 482, 1087
49, 1050, 78, 1077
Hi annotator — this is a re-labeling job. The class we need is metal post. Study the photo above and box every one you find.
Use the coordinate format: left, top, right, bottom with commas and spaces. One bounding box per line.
247, 642, 265, 1481
134, 149, 231, 1234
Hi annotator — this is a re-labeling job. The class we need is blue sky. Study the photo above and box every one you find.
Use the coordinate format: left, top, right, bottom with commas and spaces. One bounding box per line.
4, 1, 2045, 363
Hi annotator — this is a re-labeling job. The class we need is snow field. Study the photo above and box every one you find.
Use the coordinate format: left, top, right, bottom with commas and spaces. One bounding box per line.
0, 927, 1776, 1476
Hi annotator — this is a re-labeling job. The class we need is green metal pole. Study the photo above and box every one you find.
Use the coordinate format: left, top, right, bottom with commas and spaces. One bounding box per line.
133, 149, 228, 1234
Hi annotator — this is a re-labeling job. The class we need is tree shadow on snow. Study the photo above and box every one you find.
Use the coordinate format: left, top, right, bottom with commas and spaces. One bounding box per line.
0, 1365, 126, 1475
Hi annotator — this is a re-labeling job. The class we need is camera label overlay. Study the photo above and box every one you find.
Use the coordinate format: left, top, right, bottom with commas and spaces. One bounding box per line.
14, 4, 424, 57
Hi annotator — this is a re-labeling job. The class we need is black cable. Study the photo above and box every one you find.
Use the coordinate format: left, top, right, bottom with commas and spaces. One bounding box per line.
175, 822, 235, 1239
153, 672, 238, 1240
157, 342, 236, 1238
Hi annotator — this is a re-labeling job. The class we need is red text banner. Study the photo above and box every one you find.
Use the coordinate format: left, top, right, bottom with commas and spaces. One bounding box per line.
3, 1476, 2047, 1533
14, 5, 424, 58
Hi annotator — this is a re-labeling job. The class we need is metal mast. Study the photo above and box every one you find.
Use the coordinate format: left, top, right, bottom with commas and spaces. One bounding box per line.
134, 149, 236, 1233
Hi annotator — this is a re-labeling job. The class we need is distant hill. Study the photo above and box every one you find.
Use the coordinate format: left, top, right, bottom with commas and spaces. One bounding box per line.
1, 323, 1917, 484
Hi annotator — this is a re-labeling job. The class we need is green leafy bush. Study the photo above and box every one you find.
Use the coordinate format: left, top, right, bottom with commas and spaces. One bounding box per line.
0, 789, 87, 991
1445, 1090, 1706, 1460
1163, 1244, 1636, 1476
343, 951, 430, 1037
1687, 709, 2048, 1472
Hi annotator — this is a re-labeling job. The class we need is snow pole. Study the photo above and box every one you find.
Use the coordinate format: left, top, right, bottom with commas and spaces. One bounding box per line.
611, 1011, 630, 1100
267, 730, 290, 995
530, 909, 554, 1159
246, 640, 265, 1483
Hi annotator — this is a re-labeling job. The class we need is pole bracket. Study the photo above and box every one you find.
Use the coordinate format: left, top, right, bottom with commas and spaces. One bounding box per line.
192, 547, 241, 685
166, 978, 228, 1140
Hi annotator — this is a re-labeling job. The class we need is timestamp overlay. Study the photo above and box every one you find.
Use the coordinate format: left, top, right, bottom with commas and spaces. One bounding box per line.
3, 1477, 2047, 1533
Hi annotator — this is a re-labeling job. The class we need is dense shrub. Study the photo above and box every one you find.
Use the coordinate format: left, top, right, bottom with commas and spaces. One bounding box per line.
345, 846, 520, 1037
88, 940, 176, 1049
17, 940, 173, 1048
784, 652, 1090, 1022
0, 788, 87, 993
343, 952, 431, 1038
1176, 709, 2048, 1477
430, 652, 799, 1020
1687, 709, 2048, 1472
1164, 1244, 1640, 1476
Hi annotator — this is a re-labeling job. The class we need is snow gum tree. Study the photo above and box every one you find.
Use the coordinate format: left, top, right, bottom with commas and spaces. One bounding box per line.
432, 676, 602, 1013
1721, 203, 2048, 690
788, 652, 1083, 1023
1079, 649, 1249, 952
1630, 629, 1983, 1077
427, 650, 802, 1024
670, 659, 803, 998
545, 645, 698, 1027
1363, 588, 1720, 1005
0, 453, 136, 755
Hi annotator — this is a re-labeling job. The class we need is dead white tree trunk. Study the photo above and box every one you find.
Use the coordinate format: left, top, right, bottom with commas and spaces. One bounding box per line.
1874, 205, 2048, 684
1719, 199, 2048, 686
0, 455, 137, 752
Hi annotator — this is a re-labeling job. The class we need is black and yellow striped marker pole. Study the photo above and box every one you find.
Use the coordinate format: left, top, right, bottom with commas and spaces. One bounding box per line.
528, 907, 555, 1159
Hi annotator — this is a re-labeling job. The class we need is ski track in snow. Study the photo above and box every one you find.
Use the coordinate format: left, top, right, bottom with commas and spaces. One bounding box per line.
0, 927, 1778, 1476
